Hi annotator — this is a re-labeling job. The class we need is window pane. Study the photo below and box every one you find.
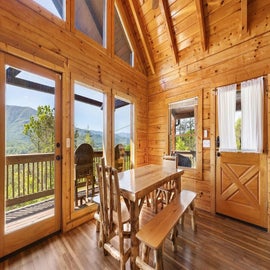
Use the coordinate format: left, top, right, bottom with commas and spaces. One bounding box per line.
114, 6, 134, 66
33, 0, 65, 20
75, 0, 106, 47
5, 65, 56, 233
74, 82, 103, 209
169, 98, 197, 168
74, 83, 103, 151
114, 98, 132, 171
235, 91, 241, 150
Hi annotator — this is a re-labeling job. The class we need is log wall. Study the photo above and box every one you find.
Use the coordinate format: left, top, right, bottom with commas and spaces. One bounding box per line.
0, 0, 148, 231
1, 0, 270, 231
147, 0, 270, 216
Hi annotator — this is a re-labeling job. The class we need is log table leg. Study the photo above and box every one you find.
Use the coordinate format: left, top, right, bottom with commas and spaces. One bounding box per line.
130, 199, 140, 270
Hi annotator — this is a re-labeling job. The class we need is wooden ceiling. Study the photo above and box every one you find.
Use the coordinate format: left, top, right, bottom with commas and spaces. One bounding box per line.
120, 0, 249, 76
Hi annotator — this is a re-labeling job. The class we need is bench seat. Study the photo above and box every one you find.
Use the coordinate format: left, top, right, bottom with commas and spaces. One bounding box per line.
136, 189, 197, 270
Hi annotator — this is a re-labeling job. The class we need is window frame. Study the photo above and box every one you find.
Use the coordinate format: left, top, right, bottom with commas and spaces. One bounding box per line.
71, 0, 108, 52
113, 3, 134, 67
70, 74, 107, 220
166, 90, 202, 178
18, 0, 68, 28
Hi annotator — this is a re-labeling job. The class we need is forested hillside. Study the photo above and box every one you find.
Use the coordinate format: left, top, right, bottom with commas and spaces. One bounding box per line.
6, 105, 130, 154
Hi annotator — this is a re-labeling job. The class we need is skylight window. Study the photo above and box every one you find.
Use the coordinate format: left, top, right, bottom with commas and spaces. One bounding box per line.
33, 0, 65, 20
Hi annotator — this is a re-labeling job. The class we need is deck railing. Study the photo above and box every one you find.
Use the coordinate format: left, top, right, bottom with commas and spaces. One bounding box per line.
5, 150, 130, 209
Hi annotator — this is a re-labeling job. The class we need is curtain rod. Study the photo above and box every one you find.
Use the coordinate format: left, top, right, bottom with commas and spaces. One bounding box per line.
212, 75, 268, 93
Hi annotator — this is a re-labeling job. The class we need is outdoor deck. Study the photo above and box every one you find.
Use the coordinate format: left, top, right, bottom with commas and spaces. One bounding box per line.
4, 150, 130, 233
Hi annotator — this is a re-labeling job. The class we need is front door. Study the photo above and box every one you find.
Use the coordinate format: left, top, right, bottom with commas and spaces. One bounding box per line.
0, 54, 61, 257
215, 80, 268, 228
216, 152, 267, 227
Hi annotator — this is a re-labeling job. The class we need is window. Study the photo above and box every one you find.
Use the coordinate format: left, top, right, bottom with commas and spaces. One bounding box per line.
114, 5, 134, 66
114, 97, 134, 171
75, 0, 106, 47
73, 82, 104, 210
217, 77, 264, 153
33, 0, 66, 20
169, 98, 198, 168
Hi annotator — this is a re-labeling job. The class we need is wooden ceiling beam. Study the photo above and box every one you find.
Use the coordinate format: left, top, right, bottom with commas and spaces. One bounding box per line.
159, 0, 179, 65
194, 0, 206, 51
241, 0, 248, 36
127, 0, 155, 75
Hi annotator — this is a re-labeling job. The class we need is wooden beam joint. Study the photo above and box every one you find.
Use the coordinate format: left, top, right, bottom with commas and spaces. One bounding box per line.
194, 0, 207, 51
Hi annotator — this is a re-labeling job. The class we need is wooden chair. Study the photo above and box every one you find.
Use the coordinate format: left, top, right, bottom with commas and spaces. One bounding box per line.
115, 144, 125, 172
74, 143, 95, 206
96, 158, 131, 270
93, 195, 102, 246
154, 155, 178, 213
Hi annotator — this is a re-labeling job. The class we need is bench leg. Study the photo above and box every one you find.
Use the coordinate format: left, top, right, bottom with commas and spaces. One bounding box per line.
179, 202, 197, 232
170, 225, 179, 252
153, 248, 164, 270
142, 243, 151, 263
179, 213, 185, 231
189, 201, 196, 232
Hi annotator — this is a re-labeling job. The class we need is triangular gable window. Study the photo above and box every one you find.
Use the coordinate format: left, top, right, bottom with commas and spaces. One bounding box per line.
114, 6, 134, 66
75, 0, 106, 47
33, 0, 65, 20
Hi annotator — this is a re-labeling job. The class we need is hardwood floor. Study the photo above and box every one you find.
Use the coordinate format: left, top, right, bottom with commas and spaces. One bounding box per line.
1, 205, 270, 270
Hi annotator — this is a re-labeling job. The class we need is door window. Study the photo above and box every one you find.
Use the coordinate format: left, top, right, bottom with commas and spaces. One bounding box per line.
5, 66, 58, 233
1, 55, 61, 257
217, 77, 264, 153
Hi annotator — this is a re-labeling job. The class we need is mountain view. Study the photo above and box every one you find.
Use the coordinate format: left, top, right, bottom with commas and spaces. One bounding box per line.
6, 105, 130, 154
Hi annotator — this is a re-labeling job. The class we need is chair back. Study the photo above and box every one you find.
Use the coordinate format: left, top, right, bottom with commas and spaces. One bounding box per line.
162, 155, 178, 170
115, 144, 125, 172
75, 143, 94, 179
96, 158, 123, 239
96, 158, 131, 268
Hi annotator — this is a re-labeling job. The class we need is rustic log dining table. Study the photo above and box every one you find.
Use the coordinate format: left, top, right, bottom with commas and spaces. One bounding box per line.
118, 164, 184, 270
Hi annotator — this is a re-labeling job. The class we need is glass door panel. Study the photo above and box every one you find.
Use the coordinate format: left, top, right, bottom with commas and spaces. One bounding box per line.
2, 55, 61, 257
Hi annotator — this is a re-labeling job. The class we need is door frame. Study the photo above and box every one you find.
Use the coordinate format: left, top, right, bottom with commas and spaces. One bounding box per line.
213, 80, 269, 229
0, 54, 62, 257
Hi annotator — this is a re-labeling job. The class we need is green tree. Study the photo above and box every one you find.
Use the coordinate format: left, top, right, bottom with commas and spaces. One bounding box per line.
74, 128, 79, 149
23, 105, 55, 153
84, 127, 95, 147
235, 117, 241, 150
176, 137, 187, 150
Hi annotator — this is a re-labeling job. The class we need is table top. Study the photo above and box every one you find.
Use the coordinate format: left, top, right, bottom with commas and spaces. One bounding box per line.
118, 164, 184, 202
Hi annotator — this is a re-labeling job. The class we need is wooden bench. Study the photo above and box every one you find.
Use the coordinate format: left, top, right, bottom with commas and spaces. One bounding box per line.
136, 189, 197, 270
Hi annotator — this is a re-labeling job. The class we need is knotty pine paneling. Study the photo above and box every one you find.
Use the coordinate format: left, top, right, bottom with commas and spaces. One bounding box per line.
0, 0, 148, 231
147, 0, 270, 213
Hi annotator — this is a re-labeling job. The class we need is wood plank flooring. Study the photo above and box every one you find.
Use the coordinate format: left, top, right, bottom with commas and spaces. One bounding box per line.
1, 205, 270, 270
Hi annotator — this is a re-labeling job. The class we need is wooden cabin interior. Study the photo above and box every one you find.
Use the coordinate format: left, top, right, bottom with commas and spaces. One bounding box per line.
1, 0, 270, 268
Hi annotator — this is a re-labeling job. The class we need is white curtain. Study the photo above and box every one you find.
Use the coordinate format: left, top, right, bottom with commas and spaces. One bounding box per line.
241, 77, 264, 152
218, 84, 237, 151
